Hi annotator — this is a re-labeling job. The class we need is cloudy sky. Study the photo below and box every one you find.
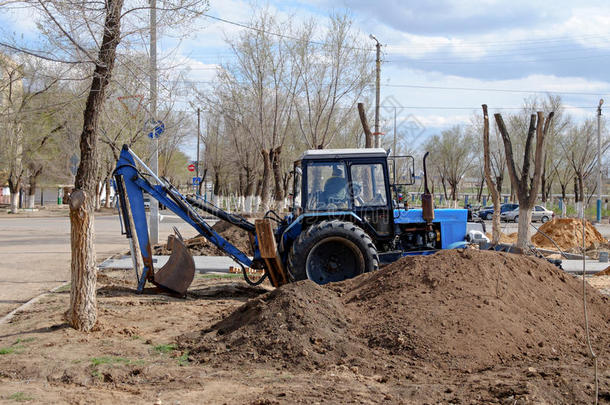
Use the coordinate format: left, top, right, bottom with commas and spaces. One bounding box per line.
2, 0, 610, 154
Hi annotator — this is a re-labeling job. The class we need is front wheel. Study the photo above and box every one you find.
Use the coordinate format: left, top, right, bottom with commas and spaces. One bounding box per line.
541, 215, 549, 223
287, 220, 379, 284
485, 212, 492, 220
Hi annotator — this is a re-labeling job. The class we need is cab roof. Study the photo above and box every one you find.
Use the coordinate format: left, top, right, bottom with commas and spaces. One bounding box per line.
300, 148, 388, 160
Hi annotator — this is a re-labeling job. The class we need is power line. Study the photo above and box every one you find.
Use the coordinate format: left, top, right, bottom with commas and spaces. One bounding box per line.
379, 83, 610, 96
387, 51, 610, 64
167, 78, 610, 97
202, 13, 374, 52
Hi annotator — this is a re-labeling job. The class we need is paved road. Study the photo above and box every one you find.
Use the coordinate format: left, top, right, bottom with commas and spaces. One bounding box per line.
0, 213, 199, 317
3, 213, 609, 319
480, 219, 610, 238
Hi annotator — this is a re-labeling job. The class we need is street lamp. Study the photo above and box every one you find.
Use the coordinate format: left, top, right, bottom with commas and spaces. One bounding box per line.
369, 34, 381, 148
597, 98, 604, 223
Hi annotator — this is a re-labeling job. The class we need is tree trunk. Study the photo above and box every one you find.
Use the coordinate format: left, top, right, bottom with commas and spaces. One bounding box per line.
260, 149, 272, 212
27, 188, 36, 209
244, 167, 254, 213
577, 173, 585, 217
440, 177, 448, 201
68, 0, 124, 332
496, 175, 503, 197
476, 175, 484, 202
105, 177, 111, 208
449, 181, 457, 202
357, 103, 373, 148
271, 147, 284, 209
515, 205, 533, 249
8, 177, 20, 213
68, 190, 97, 331
213, 171, 221, 204
495, 111, 553, 251
482, 105, 502, 244
95, 182, 102, 211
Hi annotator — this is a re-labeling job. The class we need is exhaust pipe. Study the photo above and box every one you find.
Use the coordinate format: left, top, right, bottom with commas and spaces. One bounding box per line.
421, 152, 434, 228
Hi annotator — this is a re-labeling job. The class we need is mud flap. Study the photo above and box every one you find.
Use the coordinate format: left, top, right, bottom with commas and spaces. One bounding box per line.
153, 235, 195, 296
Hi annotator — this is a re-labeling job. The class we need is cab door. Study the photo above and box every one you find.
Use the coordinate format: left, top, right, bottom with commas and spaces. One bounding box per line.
349, 161, 393, 237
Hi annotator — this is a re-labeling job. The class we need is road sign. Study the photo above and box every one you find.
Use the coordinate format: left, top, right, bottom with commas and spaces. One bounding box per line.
192, 177, 202, 186
187, 164, 195, 172
147, 120, 165, 139
69, 154, 79, 176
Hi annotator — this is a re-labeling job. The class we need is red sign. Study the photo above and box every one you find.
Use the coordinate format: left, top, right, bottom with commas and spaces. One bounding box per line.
187, 164, 195, 172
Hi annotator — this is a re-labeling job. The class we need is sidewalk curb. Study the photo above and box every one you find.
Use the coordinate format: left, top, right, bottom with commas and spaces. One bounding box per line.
0, 253, 116, 325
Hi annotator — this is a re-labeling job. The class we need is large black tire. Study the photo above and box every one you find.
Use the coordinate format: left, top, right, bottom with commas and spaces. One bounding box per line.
287, 220, 379, 284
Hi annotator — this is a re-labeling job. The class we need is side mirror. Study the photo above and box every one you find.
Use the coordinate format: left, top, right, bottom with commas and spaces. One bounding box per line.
388, 155, 415, 186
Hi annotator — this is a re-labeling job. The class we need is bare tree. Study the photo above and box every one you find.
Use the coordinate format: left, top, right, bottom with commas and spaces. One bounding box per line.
291, 14, 372, 149
482, 105, 501, 244
424, 125, 474, 203
560, 118, 609, 216
495, 111, 553, 250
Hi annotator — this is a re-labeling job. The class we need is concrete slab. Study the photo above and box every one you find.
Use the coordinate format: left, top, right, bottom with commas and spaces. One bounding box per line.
99, 255, 243, 273
560, 259, 609, 275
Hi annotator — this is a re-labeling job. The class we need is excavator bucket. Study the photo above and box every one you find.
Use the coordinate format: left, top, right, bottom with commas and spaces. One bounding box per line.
153, 235, 195, 296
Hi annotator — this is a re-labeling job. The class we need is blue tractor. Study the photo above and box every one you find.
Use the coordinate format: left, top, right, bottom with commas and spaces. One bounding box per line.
113, 145, 467, 295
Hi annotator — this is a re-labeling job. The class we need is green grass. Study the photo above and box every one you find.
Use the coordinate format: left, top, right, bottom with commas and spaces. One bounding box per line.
177, 350, 190, 366
90, 356, 131, 366
153, 344, 177, 354
0, 341, 27, 355
54, 283, 71, 293
0, 347, 15, 355
14, 338, 35, 345
8, 392, 33, 402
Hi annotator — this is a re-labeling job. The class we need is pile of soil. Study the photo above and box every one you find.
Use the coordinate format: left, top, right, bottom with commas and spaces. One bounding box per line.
531, 218, 607, 251
153, 220, 253, 256
183, 249, 609, 375
486, 231, 518, 243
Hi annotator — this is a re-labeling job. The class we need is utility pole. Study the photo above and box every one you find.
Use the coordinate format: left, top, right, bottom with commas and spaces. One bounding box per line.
597, 98, 604, 223
197, 107, 201, 196
370, 34, 381, 148
393, 107, 397, 156
148, 0, 159, 244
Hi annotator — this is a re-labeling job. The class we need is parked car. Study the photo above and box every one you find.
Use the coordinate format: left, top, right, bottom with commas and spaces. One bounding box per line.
501, 205, 554, 223
477, 203, 519, 220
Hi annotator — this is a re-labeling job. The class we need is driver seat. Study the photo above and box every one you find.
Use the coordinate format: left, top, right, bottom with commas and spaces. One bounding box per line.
322, 176, 347, 203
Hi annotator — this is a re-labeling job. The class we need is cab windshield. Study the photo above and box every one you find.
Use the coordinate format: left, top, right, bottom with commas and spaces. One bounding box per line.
350, 163, 387, 207
306, 162, 349, 210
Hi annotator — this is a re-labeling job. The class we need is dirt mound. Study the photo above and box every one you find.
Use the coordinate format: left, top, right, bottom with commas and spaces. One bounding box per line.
344, 249, 608, 369
153, 220, 253, 256
531, 218, 607, 251
183, 250, 609, 373
182, 282, 364, 369
486, 231, 517, 243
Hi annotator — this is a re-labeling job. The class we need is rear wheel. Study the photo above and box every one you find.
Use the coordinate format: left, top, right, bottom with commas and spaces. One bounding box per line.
514, 215, 519, 223
485, 212, 492, 220
287, 220, 379, 284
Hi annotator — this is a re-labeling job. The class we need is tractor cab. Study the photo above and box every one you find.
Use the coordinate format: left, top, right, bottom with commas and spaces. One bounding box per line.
291, 148, 414, 239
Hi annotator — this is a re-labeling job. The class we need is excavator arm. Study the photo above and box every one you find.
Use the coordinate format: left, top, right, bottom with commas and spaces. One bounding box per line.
113, 145, 265, 295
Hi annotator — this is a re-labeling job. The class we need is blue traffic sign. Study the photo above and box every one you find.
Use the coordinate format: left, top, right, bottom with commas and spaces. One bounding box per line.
69, 154, 79, 176
192, 177, 202, 186
147, 121, 165, 139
